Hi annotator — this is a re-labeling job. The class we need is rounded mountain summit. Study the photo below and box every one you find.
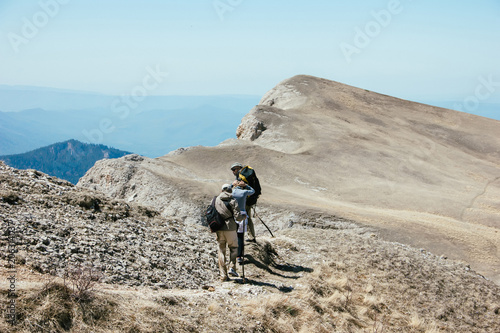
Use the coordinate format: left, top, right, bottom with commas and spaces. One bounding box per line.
79, 75, 500, 284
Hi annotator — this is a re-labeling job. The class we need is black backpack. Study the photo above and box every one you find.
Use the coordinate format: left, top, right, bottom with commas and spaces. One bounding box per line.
205, 196, 232, 232
238, 166, 261, 206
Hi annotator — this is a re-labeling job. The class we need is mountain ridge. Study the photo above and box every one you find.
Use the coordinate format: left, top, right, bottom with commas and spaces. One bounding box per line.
78, 75, 500, 284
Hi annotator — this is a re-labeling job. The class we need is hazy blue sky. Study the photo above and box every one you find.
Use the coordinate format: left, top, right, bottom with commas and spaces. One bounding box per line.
0, 0, 499, 108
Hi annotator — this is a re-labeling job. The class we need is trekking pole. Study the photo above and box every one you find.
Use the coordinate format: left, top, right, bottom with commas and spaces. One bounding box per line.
252, 206, 275, 238
241, 247, 246, 283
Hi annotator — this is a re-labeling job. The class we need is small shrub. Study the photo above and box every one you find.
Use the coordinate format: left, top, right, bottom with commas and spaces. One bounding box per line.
63, 264, 102, 302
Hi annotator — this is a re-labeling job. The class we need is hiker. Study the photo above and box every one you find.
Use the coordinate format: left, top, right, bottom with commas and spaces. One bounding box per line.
230, 180, 255, 264
230, 162, 261, 242
215, 184, 244, 281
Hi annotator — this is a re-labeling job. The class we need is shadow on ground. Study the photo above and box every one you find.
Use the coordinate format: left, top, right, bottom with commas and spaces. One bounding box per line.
232, 277, 295, 293
234, 239, 313, 292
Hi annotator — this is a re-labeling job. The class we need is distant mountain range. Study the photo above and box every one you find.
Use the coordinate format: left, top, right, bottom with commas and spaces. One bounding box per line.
0, 139, 131, 184
0, 85, 260, 157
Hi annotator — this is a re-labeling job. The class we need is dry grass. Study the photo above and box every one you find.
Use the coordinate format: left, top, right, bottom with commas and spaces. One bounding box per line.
1, 228, 499, 332
0, 283, 198, 333
237, 260, 486, 332
235, 229, 500, 333
0, 282, 110, 332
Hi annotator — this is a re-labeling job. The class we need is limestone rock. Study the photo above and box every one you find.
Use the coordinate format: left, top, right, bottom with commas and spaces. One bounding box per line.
0, 161, 219, 288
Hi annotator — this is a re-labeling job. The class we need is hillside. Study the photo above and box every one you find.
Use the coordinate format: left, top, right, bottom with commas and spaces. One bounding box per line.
78, 75, 500, 285
1, 161, 500, 332
0, 139, 131, 184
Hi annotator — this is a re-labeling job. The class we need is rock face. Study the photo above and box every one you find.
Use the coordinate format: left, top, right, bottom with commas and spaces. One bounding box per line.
78, 75, 500, 284
77, 154, 207, 225
0, 161, 218, 288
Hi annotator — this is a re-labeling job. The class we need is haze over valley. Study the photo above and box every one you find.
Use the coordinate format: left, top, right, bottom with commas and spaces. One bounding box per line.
0, 85, 259, 157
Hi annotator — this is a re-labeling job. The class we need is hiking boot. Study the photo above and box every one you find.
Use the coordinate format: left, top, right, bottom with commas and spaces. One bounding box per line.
237, 257, 244, 264
228, 268, 239, 277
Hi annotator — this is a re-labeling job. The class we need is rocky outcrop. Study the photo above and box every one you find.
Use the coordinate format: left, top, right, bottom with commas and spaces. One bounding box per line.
0, 161, 219, 288
236, 111, 267, 141
259, 78, 309, 110
235, 105, 303, 153
77, 154, 204, 224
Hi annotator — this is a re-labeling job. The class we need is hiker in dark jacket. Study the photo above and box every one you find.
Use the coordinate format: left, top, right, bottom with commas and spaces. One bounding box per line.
231, 162, 261, 242
215, 184, 244, 281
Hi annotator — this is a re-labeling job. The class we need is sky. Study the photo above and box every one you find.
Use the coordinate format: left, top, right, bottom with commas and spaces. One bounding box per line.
0, 0, 499, 117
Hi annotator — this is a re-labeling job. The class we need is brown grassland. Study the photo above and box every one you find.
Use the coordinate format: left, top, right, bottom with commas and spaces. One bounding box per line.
2, 226, 499, 333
